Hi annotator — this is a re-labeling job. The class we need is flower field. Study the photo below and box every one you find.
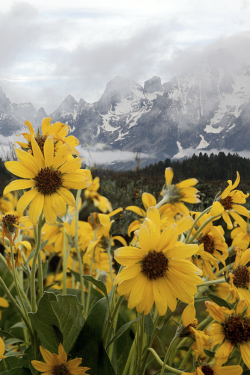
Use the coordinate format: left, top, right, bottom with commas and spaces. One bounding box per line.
0, 118, 250, 375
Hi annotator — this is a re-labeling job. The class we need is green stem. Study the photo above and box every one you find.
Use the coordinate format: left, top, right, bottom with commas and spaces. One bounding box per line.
62, 228, 67, 295
185, 206, 212, 243
199, 278, 225, 287
148, 348, 184, 374
186, 214, 220, 244
138, 313, 145, 369
37, 252, 43, 300
168, 337, 181, 367
121, 338, 136, 375
74, 189, 85, 307
179, 345, 193, 368
160, 336, 179, 375
103, 295, 124, 348
0, 277, 34, 345
30, 213, 43, 312
155, 195, 170, 209
85, 229, 97, 318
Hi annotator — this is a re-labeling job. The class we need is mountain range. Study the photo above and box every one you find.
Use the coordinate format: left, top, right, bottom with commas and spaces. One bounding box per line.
1, 48, 250, 167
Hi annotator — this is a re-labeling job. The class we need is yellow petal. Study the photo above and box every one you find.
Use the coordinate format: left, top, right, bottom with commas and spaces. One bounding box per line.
59, 158, 83, 174
58, 343, 67, 363
57, 187, 76, 208
114, 263, 142, 284
29, 193, 44, 225
157, 224, 178, 253
128, 273, 147, 309
41, 117, 51, 135
139, 219, 160, 253
206, 322, 225, 345
31, 360, 53, 372
112, 236, 127, 246
17, 188, 39, 215
15, 148, 40, 175
44, 195, 57, 224
4, 161, 36, 179
53, 193, 66, 217
165, 167, 173, 186
166, 243, 199, 259
182, 304, 196, 327
125, 206, 145, 217
240, 342, 250, 368
142, 193, 156, 210
176, 178, 198, 188
232, 204, 250, 218
152, 278, 168, 316
67, 358, 83, 370
62, 171, 91, 189
0, 297, 9, 308
31, 135, 45, 169
40, 345, 54, 364
24, 120, 35, 135
3, 179, 35, 195
53, 144, 71, 169
205, 301, 234, 323
127, 220, 141, 236
214, 340, 234, 366
146, 207, 161, 229
210, 201, 224, 216
44, 135, 54, 167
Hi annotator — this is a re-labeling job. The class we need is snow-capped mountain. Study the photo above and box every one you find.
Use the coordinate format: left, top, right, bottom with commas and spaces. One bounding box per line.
1, 48, 250, 164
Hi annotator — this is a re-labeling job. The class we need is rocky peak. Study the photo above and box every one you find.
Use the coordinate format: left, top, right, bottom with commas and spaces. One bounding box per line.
144, 76, 163, 93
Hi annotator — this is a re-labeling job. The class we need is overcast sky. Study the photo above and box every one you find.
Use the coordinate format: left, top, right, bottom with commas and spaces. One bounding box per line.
1, 0, 250, 113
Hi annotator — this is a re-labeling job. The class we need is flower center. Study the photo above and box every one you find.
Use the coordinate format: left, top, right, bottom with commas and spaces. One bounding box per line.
35, 135, 47, 153
2, 214, 17, 233
34, 167, 62, 194
199, 234, 215, 254
201, 365, 214, 375
141, 250, 168, 280
220, 196, 233, 210
53, 364, 70, 375
223, 314, 250, 344
232, 265, 250, 288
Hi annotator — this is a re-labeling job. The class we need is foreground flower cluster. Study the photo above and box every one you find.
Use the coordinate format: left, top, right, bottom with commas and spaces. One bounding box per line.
0, 118, 249, 374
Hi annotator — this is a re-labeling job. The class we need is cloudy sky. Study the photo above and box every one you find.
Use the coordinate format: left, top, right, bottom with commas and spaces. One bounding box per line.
1, 0, 250, 114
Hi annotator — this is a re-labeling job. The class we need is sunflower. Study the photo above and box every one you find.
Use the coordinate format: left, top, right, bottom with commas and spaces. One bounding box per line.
205, 300, 250, 368
114, 207, 202, 316
0, 212, 31, 245
84, 176, 112, 213
31, 343, 90, 374
191, 213, 228, 280
183, 362, 243, 375
211, 171, 249, 229
231, 220, 250, 250
227, 248, 250, 304
16, 117, 79, 156
161, 168, 200, 214
3, 135, 91, 225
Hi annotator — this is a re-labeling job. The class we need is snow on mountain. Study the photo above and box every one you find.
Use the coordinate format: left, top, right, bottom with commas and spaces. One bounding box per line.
1, 49, 250, 167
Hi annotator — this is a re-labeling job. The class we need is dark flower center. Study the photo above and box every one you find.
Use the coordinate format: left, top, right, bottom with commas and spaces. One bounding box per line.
2, 214, 17, 233
220, 196, 233, 210
223, 314, 250, 344
201, 365, 214, 375
35, 135, 47, 153
233, 265, 250, 289
53, 364, 70, 375
34, 167, 62, 194
141, 250, 168, 279
199, 234, 215, 254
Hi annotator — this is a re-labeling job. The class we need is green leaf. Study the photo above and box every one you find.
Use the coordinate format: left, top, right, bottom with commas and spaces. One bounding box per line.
1, 368, 31, 375
178, 346, 190, 351
10, 322, 27, 330
29, 292, 84, 353
0, 356, 20, 372
0, 329, 15, 339
82, 274, 109, 306
40, 239, 49, 250
203, 348, 215, 358
157, 335, 167, 356
144, 313, 154, 346
44, 283, 59, 291
106, 317, 141, 349
4, 338, 24, 346
70, 296, 115, 375
242, 371, 250, 375
26, 249, 35, 264
206, 292, 232, 309
69, 269, 81, 282
194, 297, 209, 303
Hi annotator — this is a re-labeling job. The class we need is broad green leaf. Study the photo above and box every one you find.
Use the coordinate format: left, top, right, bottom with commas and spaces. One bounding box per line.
115, 312, 135, 375
82, 274, 109, 306
29, 292, 84, 353
106, 317, 141, 349
0, 356, 20, 372
0, 329, 14, 339
206, 292, 232, 309
70, 296, 115, 375
10, 322, 27, 330
4, 338, 24, 346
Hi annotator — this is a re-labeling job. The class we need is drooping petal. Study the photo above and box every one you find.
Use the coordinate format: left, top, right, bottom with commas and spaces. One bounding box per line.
210, 201, 224, 217
125, 206, 145, 217
232, 204, 250, 218
29, 193, 44, 225
182, 304, 196, 327
17, 188, 39, 215
127, 220, 141, 236
142, 193, 156, 210
240, 342, 250, 368
205, 301, 234, 323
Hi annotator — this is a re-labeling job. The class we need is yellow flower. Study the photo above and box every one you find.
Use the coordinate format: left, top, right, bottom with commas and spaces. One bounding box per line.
16, 117, 79, 156
183, 363, 243, 375
31, 343, 90, 374
3, 135, 91, 225
0, 192, 18, 214
0, 337, 7, 360
231, 220, 250, 250
192, 213, 228, 280
211, 171, 249, 229
162, 168, 200, 214
84, 176, 112, 213
228, 248, 250, 304
205, 300, 250, 368
114, 207, 202, 316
